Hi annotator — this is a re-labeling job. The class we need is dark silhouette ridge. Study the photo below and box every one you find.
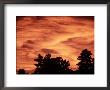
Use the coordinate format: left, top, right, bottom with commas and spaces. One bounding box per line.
33, 49, 94, 74
33, 54, 74, 74
17, 49, 94, 74
17, 69, 26, 74
76, 49, 94, 74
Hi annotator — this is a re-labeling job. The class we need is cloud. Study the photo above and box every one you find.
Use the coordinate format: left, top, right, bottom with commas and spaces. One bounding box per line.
62, 37, 94, 45
21, 40, 34, 49
16, 16, 94, 71
25, 40, 34, 44
21, 44, 33, 49
41, 48, 59, 54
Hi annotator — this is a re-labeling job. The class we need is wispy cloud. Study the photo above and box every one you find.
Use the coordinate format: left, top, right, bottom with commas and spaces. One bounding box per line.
16, 16, 94, 71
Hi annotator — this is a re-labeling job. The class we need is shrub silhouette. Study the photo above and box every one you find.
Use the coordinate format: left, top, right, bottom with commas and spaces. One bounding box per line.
33, 54, 73, 74
17, 69, 26, 74
76, 49, 94, 74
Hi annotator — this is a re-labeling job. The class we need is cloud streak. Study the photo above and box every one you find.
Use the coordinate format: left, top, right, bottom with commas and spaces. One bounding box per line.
16, 16, 94, 72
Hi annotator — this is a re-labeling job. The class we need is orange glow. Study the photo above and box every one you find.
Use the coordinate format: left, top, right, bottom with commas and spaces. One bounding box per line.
16, 16, 94, 73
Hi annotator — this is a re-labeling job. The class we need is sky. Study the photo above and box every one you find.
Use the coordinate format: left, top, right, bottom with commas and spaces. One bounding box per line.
16, 16, 94, 73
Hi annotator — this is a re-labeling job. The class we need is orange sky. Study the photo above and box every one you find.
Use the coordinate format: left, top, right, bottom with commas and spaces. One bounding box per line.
16, 16, 94, 73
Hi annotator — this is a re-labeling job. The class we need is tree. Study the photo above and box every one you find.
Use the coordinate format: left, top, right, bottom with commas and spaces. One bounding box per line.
76, 49, 94, 74
17, 69, 26, 74
33, 54, 73, 74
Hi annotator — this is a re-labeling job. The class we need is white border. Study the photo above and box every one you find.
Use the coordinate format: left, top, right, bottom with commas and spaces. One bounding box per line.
5, 4, 107, 87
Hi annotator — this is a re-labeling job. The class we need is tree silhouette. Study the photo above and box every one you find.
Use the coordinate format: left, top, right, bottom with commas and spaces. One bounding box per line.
76, 49, 94, 74
33, 54, 73, 74
17, 69, 26, 74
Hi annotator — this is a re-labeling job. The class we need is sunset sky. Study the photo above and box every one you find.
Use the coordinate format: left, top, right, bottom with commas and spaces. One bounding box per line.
16, 16, 94, 73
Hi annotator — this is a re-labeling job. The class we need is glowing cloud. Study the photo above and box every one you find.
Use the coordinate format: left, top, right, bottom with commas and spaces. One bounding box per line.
16, 16, 94, 72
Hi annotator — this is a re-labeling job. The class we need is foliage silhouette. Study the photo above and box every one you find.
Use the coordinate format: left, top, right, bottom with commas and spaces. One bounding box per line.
17, 69, 26, 74
33, 54, 73, 74
76, 49, 94, 74
17, 49, 94, 74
